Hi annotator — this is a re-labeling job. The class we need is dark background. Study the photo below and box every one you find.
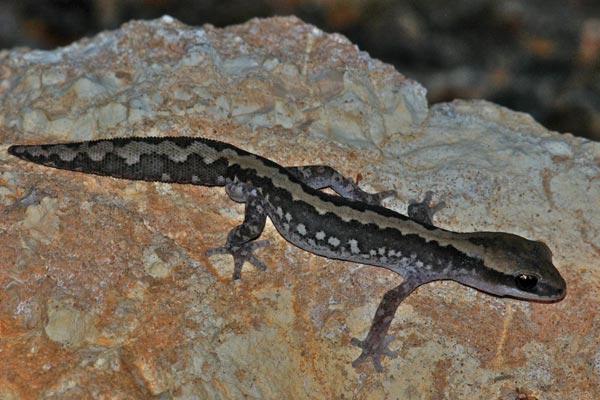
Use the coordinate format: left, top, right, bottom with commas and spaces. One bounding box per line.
1, 0, 599, 140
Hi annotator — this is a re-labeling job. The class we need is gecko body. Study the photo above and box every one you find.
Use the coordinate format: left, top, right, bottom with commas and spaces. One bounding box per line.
8, 136, 566, 371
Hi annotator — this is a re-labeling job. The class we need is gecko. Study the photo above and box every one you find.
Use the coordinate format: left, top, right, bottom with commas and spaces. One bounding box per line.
8, 136, 566, 371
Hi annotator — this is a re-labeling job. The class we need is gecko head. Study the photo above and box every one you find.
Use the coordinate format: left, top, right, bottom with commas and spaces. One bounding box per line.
454, 232, 566, 302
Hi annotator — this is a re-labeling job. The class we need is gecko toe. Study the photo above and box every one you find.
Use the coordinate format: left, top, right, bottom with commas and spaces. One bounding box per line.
248, 255, 267, 271
248, 239, 270, 251
206, 239, 270, 280
350, 334, 397, 372
205, 246, 228, 256
408, 191, 445, 226
351, 351, 372, 370
381, 334, 398, 358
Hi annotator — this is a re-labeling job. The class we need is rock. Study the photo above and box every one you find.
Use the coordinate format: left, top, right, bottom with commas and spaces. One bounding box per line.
1, 15, 598, 399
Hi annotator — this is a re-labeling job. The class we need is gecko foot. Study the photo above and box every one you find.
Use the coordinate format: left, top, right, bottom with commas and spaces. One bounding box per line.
407, 191, 446, 226
350, 334, 398, 372
205, 239, 270, 280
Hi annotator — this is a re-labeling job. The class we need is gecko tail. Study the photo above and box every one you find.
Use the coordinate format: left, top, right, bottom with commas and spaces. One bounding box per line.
8, 137, 231, 186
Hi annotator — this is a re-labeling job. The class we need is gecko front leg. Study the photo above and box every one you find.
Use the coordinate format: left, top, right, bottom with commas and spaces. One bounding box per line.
286, 165, 396, 206
205, 179, 269, 280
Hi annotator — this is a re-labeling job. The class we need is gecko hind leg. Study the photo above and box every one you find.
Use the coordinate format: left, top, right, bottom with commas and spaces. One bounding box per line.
286, 165, 396, 206
351, 276, 421, 372
407, 191, 446, 226
205, 180, 269, 280
351, 192, 444, 371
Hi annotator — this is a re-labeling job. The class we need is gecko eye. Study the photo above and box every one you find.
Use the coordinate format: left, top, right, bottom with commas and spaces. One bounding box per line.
515, 274, 538, 291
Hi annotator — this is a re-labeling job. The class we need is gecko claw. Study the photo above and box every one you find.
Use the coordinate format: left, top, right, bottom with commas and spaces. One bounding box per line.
350, 334, 398, 372
206, 239, 270, 280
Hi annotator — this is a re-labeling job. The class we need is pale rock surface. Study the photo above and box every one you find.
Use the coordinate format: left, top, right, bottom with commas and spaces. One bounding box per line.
0, 16, 598, 399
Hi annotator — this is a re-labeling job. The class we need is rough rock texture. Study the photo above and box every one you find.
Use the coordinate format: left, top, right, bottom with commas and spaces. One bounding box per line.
0, 16, 598, 399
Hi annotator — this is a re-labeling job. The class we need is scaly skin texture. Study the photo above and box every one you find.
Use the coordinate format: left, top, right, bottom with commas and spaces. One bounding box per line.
8, 137, 567, 371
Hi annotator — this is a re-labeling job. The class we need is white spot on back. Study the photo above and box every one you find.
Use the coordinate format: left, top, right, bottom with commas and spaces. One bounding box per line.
328, 237, 340, 247
315, 231, 326, 240
388, 249, 397, 257
297, 223, 307, 236
348, 239, 360, 254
